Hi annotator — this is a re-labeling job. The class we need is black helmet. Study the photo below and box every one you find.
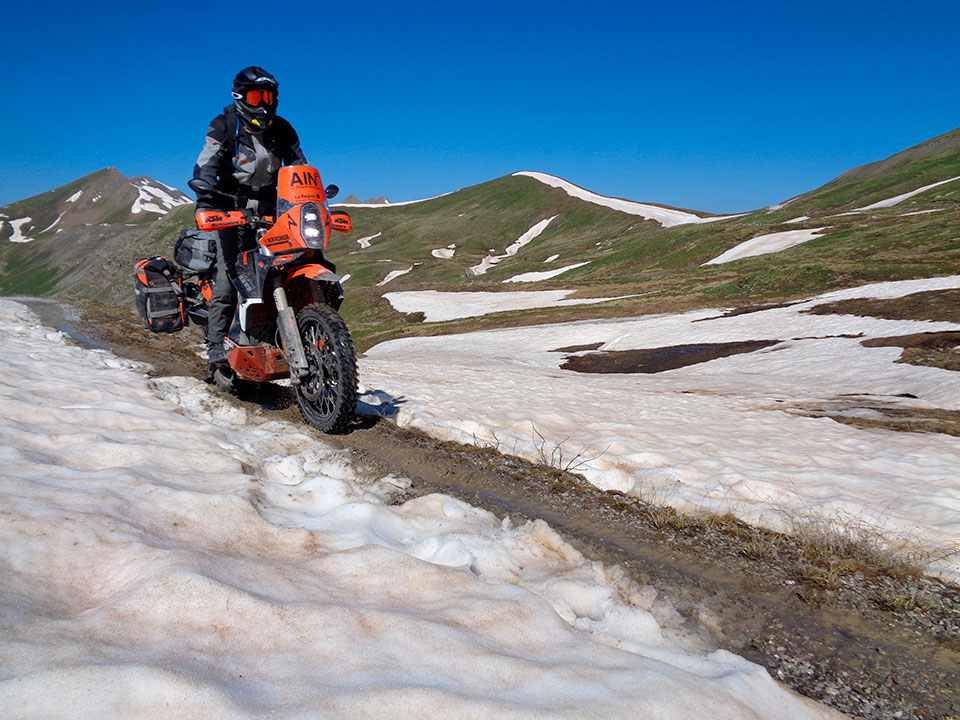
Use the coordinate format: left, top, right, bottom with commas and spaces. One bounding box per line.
232, 66, 279, 130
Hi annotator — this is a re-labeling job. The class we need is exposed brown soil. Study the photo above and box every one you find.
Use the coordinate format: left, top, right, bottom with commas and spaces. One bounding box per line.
862, 331, 960, 373
559, 340, 780, 374
694, 301, 802, 321
806, 288, 960, 324
801, 399, 960, 439
551, 341, 604, 353
26, 298, 960, 720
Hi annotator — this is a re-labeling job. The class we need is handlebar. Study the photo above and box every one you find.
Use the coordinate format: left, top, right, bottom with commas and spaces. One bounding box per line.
195, 208, 274, 232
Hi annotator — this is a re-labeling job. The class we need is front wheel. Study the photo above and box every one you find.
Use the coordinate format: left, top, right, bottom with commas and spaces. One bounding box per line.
294, 303, 358, 433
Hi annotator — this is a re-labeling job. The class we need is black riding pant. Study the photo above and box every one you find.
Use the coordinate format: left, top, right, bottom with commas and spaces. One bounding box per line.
207, 225, 256, 348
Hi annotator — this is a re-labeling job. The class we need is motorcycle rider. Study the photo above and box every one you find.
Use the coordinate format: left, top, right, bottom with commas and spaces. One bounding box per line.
192, 66, 308, 365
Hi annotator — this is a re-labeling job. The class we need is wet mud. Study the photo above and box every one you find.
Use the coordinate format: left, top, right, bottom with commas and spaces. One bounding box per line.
23, 298, 960, 720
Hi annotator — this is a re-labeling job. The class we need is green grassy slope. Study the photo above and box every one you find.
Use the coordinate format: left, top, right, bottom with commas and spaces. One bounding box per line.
1, 128, 957, 350
0, 204, 193, 303
326, 175, 665, 288
325, 132, 960, 348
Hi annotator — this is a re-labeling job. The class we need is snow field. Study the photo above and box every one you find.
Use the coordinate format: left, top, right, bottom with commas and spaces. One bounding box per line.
0, 300, 839, 719
361, 276, 960, 580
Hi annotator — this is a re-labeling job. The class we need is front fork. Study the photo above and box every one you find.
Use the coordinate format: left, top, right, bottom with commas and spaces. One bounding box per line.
271, 277, 310, 385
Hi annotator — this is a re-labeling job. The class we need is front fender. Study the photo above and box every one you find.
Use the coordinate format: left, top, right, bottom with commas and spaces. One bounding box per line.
286, 264, 341, 283
284, 264, 345, 311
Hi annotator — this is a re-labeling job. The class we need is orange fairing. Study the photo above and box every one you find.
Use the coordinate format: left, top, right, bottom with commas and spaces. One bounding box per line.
278, 166, 326, 205
260, 208, 308, 253
196, 210, 247, 231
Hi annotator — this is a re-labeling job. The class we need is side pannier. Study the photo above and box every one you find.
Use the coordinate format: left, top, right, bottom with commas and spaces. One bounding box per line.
175, 229, 218, 273
133, 256, 187, 333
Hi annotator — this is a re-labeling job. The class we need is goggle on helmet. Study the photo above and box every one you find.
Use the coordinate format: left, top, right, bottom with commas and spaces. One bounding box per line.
232, 66, 279, 129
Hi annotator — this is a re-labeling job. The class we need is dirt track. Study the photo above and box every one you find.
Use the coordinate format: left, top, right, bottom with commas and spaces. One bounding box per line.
27, 299, 960, 720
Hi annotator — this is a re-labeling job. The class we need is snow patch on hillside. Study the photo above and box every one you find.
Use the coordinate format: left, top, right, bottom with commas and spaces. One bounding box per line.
356, 232, 381, 249
377, 264, 415, 286
130, 179, 191, 215
6, 217, 33, 243
703, 228, 830, 265
432, 244, 457, 259
0, 299, 839, 720
65, 190, 82, 203
469, 215, 558, 275
335, 190, 454, 208
364, 276, 960, 580
854, 176, 960, 211
900, 208, 946, 217
766, 197, 797, 212
504, 262, 591, 283
384, 289, 639, 322
39, 214, 63, 233
515, 172, 746, 228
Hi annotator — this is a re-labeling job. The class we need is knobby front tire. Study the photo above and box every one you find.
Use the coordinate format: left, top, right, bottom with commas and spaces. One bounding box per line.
294, 303, 359, 434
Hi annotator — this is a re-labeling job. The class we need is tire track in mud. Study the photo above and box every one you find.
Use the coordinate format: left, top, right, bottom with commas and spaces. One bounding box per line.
30, 298, 960, 720
331, 421, 959, 720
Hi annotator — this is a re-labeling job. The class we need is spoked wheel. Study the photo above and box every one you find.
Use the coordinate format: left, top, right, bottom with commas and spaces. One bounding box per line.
294, 303, 358, 433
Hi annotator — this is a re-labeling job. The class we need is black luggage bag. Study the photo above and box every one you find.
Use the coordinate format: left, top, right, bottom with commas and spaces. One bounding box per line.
174, 229, 218, 273
133, 256, 187, 333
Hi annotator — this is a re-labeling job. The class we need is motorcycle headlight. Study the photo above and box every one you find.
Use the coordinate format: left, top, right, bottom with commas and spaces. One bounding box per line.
301, 203, 325, 249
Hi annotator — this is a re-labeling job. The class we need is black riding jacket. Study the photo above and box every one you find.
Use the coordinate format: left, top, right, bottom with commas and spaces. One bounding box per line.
192, 105, 307, 214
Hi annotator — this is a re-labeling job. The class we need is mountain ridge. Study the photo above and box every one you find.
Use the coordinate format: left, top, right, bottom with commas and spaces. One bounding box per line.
0, 168, 192, 300
836, 126, 960, 183
1, 128, 957, 343
0, 167, 190, 241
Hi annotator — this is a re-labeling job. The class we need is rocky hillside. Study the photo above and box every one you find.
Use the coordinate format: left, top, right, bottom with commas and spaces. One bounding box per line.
0, 168, 193, 301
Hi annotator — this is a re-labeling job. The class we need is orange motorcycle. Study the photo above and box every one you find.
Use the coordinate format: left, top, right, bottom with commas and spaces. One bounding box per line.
185, 165, 357, 433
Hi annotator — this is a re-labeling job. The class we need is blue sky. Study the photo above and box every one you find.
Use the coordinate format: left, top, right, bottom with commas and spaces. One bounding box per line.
3, 1, 958, 213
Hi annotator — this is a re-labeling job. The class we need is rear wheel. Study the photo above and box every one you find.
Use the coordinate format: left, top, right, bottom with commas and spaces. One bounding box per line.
294, 303, 358, 433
